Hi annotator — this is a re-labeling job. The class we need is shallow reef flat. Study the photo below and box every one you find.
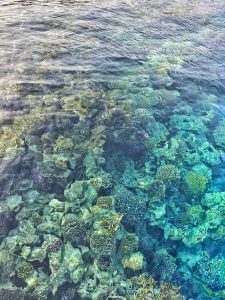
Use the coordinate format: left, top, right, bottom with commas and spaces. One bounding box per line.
0, 0, 225, 299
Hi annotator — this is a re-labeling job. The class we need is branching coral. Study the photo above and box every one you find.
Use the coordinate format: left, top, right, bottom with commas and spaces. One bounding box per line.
114, 273, 185, 300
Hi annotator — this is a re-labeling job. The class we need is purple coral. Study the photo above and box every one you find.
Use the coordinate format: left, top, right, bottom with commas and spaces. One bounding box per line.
46, 238, 63, 253
31, 165, 53, 192
0, 206, 14, 238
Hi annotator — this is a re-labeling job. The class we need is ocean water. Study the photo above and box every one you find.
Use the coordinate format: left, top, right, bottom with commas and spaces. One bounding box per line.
0, 0, 225, 299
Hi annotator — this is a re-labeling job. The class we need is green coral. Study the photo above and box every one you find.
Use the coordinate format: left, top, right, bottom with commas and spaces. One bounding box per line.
213, 120, 225, 148
118, 234, 139, 257
90, 230, 116, 255
0, 288, 26, 300
53, 136, 74, 152
93, 211, 122, 234
16, 262, 34, 280
61, 214, 88, 245
0, 249, 11, 267
96, 196, 115, 210
147, 180, 166, 203
184, 171, 208, 197
202, 192, 225, 208
95, 255, 112, 271
198, 256, 225, 290
0, 126, 24, 158
156, 164, 180, 183
170, 114, 206, 132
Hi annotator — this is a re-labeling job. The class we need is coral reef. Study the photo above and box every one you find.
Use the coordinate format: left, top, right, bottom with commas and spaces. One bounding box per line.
0, 3, 223, 299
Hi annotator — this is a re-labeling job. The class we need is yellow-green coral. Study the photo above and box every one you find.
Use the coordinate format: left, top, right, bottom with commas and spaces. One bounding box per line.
16, 263, 34, 280
122, 252, 144, 271
184, 171, 208, 197
94, 212, 122, 233
53, 137, 74, 152
0, 127, 24, 158
0, 249, 11, 267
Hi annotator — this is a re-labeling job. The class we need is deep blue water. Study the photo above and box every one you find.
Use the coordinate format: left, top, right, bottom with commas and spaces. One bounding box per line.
0, 0, 225, 299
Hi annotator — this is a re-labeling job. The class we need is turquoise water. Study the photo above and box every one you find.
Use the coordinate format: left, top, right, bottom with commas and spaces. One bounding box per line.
0, 0, 225, 299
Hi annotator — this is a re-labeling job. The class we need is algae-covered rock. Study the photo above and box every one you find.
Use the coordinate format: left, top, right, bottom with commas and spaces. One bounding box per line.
16, 220, 39, 246
0, 249, 11, 269
6, 195, 23, 211
170, 114, 207, 132
64, 180, 97, 206
29, 246, 46, 263
0, 127, 24, 159
21, 246, 31, 260
53, 136, 74, 152
183, 224, 208, 246
147, 180, 166, 203
63, 243, 85, 283
49, 199, 65, 211
93, 211, 122, 234
198, 142, 221, 166
205, 205, 224, 229
186, 204, 205, 225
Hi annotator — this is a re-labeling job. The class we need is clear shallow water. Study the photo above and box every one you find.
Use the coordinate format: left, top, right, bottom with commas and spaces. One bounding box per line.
0, 0, 225, 299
